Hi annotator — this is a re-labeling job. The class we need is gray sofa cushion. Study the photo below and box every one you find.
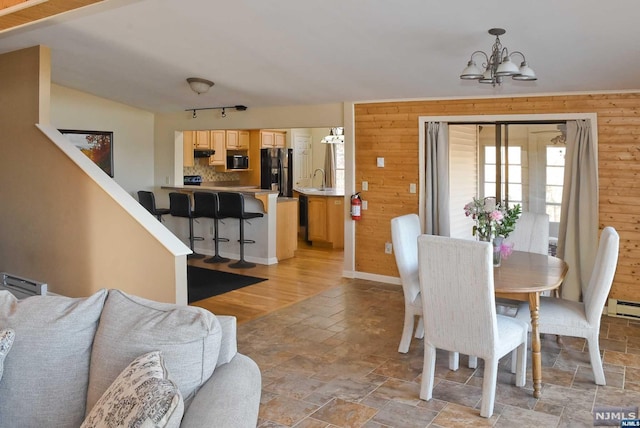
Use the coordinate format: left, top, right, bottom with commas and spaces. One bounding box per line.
0, 289, 108, 428
87, 289, 222, 413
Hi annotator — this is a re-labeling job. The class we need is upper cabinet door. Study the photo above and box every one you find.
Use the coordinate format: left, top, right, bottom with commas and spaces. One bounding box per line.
194, 130, 210, 149
237, 130, 250, 149
183, 131, 195, 167
261, 131, 275, 148
225, 130, 239, 149
209, 130, 226, 165
274, 131, 286, 148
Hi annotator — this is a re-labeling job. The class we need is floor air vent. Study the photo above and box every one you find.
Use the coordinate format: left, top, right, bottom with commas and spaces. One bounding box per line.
608, 298, 640, 319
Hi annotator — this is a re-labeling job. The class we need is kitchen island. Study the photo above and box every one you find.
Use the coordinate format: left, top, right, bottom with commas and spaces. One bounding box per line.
161, 185, 297, 265
294, 187, 345, 249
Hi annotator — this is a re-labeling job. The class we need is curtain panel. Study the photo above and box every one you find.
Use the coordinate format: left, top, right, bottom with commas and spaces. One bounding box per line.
425, 122, 450, 236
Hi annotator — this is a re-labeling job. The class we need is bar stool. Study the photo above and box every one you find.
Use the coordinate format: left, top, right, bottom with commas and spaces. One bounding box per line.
169, 192, 205, 259
217, 192, 264, 269
137, 190, 170, 221
193, 192, 230, 264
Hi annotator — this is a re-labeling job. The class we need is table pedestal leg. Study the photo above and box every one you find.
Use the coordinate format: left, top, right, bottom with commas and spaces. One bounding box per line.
529, 292, 542, 398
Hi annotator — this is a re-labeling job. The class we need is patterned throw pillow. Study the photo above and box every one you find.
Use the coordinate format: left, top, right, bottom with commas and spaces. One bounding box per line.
81, 351, 184, 428
0, 328, 15, 381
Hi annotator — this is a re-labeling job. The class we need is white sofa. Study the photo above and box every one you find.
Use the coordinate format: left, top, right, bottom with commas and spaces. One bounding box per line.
0, 288, 261, 427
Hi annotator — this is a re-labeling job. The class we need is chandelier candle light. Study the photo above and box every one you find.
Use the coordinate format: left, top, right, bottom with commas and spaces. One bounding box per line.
464, 197, 521, 266
460, 28, 537, 87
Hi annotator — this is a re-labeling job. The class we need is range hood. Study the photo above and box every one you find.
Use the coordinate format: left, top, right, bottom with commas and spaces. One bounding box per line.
194, 149, 215, 158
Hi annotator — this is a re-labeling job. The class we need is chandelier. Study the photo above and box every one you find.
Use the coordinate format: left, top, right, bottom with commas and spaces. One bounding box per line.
460, 28, 537, 87
321, 127, 344, 144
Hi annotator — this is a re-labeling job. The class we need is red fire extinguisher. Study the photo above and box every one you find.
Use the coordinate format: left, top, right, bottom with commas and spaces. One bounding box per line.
351, 193, 362, 221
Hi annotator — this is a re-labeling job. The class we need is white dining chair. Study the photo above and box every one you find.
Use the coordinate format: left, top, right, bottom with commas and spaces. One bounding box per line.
390, 215, 466, 369
515, 226, 619, 385
391, 214, 424, 353
507, 212, 550, 255
417, 234, 528, 418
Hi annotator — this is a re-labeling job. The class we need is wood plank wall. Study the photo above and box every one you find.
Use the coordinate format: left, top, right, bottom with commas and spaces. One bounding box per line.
354, 93, 640, 302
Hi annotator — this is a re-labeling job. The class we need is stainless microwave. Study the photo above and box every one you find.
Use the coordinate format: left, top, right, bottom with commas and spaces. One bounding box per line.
227, 155, 249, 169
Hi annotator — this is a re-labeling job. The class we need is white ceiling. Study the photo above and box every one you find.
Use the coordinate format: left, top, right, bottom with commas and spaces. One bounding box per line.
1, 0, 639, 113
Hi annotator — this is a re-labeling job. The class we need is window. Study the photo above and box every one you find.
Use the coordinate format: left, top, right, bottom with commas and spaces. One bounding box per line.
483, 145, 523, 208
546, 146, 565, 223
335, 141, 345, 191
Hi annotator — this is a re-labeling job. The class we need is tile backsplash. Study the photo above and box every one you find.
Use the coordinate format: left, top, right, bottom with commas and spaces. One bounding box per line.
183, 165, 240, 182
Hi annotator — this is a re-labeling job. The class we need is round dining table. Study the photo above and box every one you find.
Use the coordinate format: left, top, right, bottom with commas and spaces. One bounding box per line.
493, 250, 568, 399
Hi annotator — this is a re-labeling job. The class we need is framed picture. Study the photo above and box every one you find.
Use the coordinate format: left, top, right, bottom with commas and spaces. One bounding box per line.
60, 129, 114, 177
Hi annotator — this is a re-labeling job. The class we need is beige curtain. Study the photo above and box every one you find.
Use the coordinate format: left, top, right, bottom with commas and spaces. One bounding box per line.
323, 143, 336, 188
557, 120, 599, 301
425, 122, 450, 235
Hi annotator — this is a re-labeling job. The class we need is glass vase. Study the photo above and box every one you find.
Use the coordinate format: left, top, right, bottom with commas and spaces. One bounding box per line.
492, 236, 504, 267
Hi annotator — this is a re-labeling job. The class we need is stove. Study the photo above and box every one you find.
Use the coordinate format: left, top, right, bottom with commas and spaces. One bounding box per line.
184, 175, 203, 186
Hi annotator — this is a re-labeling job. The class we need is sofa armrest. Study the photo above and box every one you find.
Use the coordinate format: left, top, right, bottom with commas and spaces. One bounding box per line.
216, 315, 237, 367
180, 353, 261, 428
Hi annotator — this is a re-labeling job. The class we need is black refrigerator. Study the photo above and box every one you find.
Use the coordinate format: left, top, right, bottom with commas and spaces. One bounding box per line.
260, 148, 293, 197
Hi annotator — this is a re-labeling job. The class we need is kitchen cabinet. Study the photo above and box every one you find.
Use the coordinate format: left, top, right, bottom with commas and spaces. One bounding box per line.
209, 130, 226, 166
260, 131, 275, 148
226, 130, 250, 150
260, 130, 286, 148
276, 199, 298, 260
183, 131, 194, 167
274, 131, 286, 148
194, 130, 210, 149
307, 195, 344, 248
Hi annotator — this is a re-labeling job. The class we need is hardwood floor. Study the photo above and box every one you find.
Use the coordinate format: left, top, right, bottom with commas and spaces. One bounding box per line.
188, 239, 345, 324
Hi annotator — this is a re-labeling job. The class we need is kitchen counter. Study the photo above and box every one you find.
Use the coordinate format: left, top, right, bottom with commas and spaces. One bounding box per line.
161, 185, 282, 265
294, 187, 345, 197
163, 185, 278, 213
292, 188, 344, 249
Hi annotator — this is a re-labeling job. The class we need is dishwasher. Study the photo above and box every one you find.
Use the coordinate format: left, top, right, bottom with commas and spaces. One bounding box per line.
298, 194, 310, 243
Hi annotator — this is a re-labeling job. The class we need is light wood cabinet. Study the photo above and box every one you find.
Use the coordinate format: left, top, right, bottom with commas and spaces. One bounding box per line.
194, 130, 210, 149
225, 130, 250, 150
238, 130, 250, 149
274, 131, 286, 148
276, 199, 298, 260
260, 130, 275, 148
260, 130, 286, 148
209, 130, 226, 166
183, 131, 194, 167
307, 197, 328, 241
307, 195, 344, 249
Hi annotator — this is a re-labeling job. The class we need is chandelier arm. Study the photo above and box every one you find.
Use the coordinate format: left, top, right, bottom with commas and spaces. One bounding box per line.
469, 50, 489, 61
508, 51, 527, 62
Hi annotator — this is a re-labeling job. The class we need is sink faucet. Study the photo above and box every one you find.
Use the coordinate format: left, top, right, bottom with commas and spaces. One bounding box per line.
313, 168, 326, 190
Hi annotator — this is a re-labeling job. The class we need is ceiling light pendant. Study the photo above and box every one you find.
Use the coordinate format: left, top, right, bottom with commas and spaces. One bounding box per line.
460, 28, 537, 87
321, 127, 345, 144
186, 77, 214, 95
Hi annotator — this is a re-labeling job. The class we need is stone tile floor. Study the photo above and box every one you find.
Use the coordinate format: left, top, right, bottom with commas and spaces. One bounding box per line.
238, 279, 640, 427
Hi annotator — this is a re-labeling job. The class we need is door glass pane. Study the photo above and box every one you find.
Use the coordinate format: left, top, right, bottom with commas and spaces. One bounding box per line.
485, 147, 496, 163
508, 184, 522, 202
